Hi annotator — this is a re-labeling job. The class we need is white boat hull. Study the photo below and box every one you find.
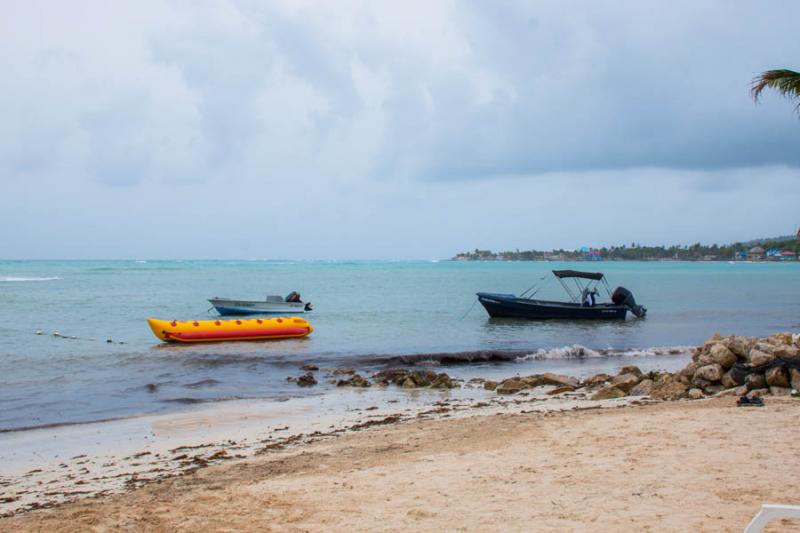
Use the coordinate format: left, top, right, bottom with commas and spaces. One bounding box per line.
208, 298, 308, 315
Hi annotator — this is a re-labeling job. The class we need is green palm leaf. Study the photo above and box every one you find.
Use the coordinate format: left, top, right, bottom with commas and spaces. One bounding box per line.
751, 69, 800, 113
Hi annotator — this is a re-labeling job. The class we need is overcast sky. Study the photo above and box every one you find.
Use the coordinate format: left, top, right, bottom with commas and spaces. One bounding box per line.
1, 0, 799, 259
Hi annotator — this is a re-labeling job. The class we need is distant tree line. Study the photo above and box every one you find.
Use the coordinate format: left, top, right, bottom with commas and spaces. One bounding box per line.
453, 238, 800, 261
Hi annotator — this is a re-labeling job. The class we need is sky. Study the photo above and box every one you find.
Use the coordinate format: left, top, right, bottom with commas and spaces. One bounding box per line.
1, 0, 799, 259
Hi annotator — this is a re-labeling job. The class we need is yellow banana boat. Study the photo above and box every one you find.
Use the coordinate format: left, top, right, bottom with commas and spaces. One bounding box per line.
147, 317, 313, 343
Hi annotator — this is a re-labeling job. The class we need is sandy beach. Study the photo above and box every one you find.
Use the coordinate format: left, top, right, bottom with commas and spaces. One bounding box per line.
2, 392, 799, 532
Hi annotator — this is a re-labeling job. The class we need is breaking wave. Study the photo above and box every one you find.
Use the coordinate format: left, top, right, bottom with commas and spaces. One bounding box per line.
515, 345, 693, 361
1, 276, 61, 282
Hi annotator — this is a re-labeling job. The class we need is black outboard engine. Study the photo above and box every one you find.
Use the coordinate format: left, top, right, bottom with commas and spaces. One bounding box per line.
612, 286, 647, 318
285, 291, 302, 303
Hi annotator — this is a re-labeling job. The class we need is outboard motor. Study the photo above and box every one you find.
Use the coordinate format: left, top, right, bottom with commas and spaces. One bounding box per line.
612, 286, 647, 318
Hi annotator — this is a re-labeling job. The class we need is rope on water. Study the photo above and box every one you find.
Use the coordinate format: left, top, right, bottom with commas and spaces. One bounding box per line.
460, 299, 479, 320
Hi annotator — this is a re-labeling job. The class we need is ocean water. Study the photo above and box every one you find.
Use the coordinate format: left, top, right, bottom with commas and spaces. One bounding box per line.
1, 259, 798, 430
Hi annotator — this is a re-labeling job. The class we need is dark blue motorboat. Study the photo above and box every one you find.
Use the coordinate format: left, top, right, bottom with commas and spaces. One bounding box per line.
477, 270, 646, 320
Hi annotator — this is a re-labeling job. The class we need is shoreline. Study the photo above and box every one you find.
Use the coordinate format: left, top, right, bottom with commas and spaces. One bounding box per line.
0, 380, 653, 517
2, 394, 798, 531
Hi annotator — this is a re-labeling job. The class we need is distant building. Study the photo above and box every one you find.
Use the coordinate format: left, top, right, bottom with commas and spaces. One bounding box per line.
748, 246, 765, 261
585, 249, 603, 261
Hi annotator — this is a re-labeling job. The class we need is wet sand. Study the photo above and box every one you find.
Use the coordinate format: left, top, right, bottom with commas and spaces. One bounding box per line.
2, 392, 799, 532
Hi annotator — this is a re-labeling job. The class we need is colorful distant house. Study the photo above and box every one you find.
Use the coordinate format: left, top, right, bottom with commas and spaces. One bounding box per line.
585, 249, 603, 261
779, 250, 796, 260
576, 246, 602, 261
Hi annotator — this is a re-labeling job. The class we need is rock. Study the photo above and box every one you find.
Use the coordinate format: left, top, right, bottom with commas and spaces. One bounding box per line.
430, 373, 456, 389
547, 385, 575, 395
691, 378, 712, 390
714, 385, 748, 398
297, 372, 317, 387
401, 378, 416, 389
629, 379, 654, 396
790, 368, 800, 390
301, 363, 319, 371
373, 368, 411, 385
618, 365, 643, 379
708, 344, 736, 369
687, 388, 704, 400
754, 342, 777, 355
745, 372, 767, 390
703, 385, 725, 395
611, 373, 640, 393
679, 362, 698, 379
337, 374, 371, 387
694, 364, 723, 383
765, 366, 790, 388
747, 388, 769, 399
410, 370, 438, 387
726, 336, 756, 358
748, 349, 775, 367
332, 367, 356, 375
524, 373, 579, 388
774, 344, 800, 361
496, 378, 528, 395
720, 370, 738, 389
590, 385, 626, 400
582, 373, 611, 386
650, 375, 689, 401
483, 380, 498, 391
769, 386, 792, 396
702, 333, 723, 351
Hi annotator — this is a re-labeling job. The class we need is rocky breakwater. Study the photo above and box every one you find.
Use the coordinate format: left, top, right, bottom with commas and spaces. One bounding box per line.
680, 332, 800, 398
489, 332, 800, 402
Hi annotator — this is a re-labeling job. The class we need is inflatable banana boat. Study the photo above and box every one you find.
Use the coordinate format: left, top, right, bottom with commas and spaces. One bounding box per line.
147, 317, 313, 343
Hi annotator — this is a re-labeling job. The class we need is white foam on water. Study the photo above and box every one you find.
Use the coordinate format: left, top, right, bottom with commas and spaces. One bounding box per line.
516, 344, 693, 361
517, 344, 602, 361
0, 276, 61, 282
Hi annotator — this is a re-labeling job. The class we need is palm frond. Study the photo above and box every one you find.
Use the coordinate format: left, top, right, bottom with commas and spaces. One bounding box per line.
751, 69, 800, 112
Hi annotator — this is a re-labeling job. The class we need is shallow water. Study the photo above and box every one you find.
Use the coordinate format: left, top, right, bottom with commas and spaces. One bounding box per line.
1, 259, 797, 430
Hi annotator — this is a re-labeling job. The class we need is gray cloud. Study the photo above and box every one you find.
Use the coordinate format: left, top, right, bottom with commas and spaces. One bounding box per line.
1, 1, 799, 258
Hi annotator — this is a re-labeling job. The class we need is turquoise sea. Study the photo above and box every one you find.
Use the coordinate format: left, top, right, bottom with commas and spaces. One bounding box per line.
1, 260, 798, 430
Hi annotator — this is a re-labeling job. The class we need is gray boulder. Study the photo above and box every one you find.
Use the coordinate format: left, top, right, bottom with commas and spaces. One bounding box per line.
618, 365, 644, 379
790, 368, 800, 390
765, 366, 790, 388
694, 364, 723, 383
709, 344, 737, 369
745, 372, 767, 390
748, 350, 775, 367
583, 373, 611, 386
496, 378, 528, 395
590, 385, 626, 400
726, 336, 756, 358
629, 379, 654, 396
687, 388, 704, 400
720, 370, 739, 389
611, 373, 640, 393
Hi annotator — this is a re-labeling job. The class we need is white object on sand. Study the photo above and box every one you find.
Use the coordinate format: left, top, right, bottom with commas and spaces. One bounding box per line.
744, 504, 800, 532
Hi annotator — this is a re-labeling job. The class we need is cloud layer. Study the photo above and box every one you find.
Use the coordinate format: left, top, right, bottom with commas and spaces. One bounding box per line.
1, 1, 798, 258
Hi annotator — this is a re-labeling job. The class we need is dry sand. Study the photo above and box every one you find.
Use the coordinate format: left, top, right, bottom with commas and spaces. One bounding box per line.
2, 396, 799, 532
